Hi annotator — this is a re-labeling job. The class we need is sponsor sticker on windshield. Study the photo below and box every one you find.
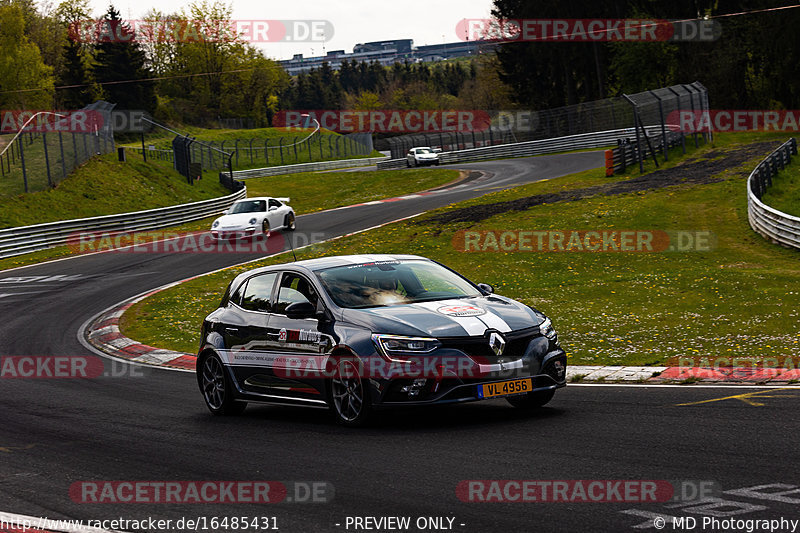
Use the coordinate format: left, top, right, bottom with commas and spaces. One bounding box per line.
437, 305, 486, 317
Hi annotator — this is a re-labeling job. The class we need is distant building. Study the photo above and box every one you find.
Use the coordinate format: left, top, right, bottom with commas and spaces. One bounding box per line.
279, 38, 494, 75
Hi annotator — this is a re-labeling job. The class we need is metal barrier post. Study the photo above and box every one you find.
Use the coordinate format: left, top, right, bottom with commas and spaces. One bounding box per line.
43, 132, 53, 187
622, 94, 644, 173
18, 136, 28, 193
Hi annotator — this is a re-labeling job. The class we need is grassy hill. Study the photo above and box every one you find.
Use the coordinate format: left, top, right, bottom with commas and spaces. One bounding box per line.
121, 132, 800, 368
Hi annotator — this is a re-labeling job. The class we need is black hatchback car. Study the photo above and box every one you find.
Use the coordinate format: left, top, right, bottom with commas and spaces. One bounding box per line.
197, 254, 566, 426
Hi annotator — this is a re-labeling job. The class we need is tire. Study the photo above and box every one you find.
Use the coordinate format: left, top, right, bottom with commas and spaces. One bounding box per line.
406, 160, 411, 168
262, 219, 270, 237
199, 353, 246, 416
285, 212, 296, 231
328, 356, 372, 427
506, 389, 555, 409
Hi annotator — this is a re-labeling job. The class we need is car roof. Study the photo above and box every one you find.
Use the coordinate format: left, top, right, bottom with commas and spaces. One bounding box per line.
230, 254, 430, 286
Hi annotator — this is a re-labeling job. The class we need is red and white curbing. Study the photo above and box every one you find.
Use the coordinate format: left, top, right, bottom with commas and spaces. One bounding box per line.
568, 365, 800, 384
85, 304, 800, 384
85, 288, 197, 371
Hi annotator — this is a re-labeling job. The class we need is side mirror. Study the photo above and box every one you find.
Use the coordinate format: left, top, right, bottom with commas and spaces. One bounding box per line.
286, 301, 317, 319
477, 283, 494, 294
433, 148, 442, 153
269, 206, 278, 212
222, 209, 229, 215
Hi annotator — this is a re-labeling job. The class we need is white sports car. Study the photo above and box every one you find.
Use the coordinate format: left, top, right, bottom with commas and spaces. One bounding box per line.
406, 146, 441, 167
211, 197, 296, 240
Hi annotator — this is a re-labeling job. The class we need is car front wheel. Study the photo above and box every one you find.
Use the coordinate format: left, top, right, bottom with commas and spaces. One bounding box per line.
506, 389, 555, 409
200, 354, 246, 415
329, 357, 372, 427
262, 219, 270, 237
285, 212, 296, 231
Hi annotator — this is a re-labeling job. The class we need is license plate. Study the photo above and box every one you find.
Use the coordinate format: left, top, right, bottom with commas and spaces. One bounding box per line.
478, 378, 533, 399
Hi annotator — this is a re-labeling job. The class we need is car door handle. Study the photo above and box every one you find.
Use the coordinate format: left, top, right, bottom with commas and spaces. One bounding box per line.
225, 327, 240, 333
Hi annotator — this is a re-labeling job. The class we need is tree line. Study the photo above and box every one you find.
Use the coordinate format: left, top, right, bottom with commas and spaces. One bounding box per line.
491, 0, 800, 109
3, 0, 796, 130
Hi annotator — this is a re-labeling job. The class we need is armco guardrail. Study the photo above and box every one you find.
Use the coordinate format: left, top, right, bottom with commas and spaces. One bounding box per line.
222, 155, 389, 180
747, 138, 799, 250
377, 128, 661, 170
0, 187, 247, 259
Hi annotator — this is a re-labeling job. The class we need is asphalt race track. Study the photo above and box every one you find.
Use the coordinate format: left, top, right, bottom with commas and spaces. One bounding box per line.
2, 151, 799, 533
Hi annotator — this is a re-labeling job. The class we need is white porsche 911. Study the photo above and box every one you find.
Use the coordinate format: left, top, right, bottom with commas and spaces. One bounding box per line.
211, 197, 296, 240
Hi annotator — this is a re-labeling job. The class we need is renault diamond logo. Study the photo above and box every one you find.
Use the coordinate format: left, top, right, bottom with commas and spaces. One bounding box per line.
489, 332, 505, 356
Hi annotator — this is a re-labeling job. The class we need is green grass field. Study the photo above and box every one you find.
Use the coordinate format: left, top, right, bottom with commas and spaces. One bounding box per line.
0, 153, 228, 229
120, 131, 800, 366
0, 164, 460, 271
762, 158, 800, 217
121, 126, 380, 171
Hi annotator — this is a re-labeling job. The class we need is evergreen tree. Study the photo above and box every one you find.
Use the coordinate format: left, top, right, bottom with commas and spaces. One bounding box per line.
92, 5, 156, 112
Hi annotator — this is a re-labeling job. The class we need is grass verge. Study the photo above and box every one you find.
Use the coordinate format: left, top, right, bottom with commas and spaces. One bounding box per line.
121, 131, 800, 365
761, 156, 800, 217
0, 166, 460, 271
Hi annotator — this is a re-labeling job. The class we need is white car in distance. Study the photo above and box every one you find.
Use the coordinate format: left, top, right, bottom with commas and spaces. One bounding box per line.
211, 197, 296, 240
406, 147, 441, 167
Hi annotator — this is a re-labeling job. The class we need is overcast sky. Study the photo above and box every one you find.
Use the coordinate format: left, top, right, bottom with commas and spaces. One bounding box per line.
87, 0, 495, 60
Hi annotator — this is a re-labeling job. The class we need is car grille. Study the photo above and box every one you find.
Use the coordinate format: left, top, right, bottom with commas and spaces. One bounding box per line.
438, 327, 540, 364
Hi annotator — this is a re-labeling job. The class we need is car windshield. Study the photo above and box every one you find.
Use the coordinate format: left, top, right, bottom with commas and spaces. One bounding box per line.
229, 200, 266, 214
315, 259, 481, 308
416, 148, 432, 154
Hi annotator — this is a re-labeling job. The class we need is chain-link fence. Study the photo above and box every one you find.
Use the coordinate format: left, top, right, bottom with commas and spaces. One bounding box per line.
385, 83, 710, 165
0, 101, 116, 197
129, 131, 374, 172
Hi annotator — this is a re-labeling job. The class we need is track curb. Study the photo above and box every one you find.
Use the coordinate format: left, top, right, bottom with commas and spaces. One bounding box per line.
85, 297, 800, 384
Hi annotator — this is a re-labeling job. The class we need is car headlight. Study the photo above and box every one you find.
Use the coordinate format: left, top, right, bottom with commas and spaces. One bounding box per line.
212, 220, 219, 228
372, 334, 440, 355
539, 317, 557, 340
248, 217, 257, 225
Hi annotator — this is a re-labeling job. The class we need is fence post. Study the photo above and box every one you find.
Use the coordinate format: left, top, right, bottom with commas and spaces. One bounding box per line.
18, 136, 28, 193
649, 90, 668, 162
279, 138, 284, 164
622, 94, 644, 173
682, 85, 699, 148
319, 134, 324, 159
58, 131, 67, 179
293, 137, 298, 162
249, 138, 255, 165
265, 140, 269, 165
42, 132, 53, 187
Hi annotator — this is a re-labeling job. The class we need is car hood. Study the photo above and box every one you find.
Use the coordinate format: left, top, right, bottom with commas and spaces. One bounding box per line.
416, 153, 438, 158
215, 213, 263, 228
340, 296, 543, 338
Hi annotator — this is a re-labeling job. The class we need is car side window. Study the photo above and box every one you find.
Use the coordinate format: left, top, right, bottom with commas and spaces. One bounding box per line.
275, 272, 318, 315
268, 199, 281, 209
239, 272, 278, 312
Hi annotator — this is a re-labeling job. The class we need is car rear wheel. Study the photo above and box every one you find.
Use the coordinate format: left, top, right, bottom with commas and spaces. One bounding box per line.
285, 212, 296, 231
200, 354, 246, 416
507, 389, 555, 409
329, 357, 372, 427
